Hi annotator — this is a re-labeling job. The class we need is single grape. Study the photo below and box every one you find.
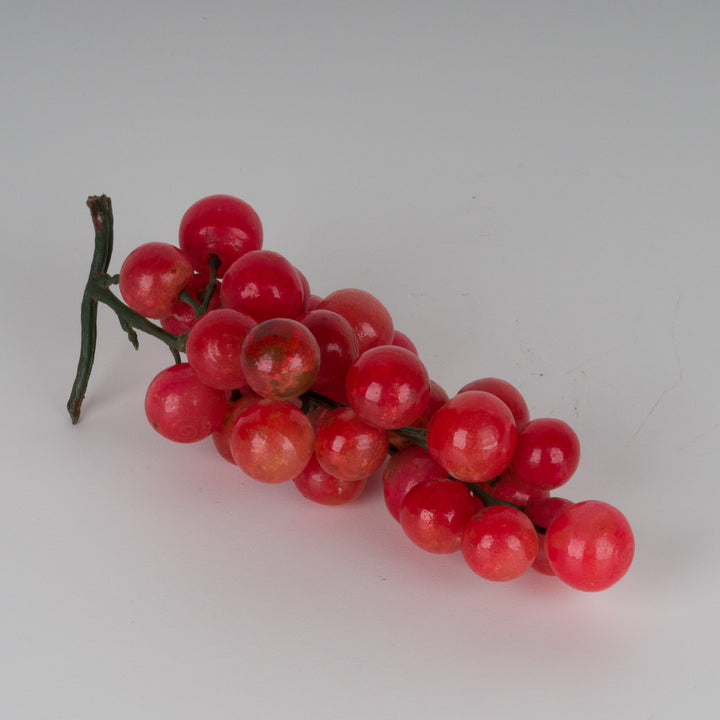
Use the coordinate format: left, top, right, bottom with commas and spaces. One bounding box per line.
392, 330, 419, 355
144, 363, 226, 443
293, 454, 368, 506
382, 445, 447, 521
179, 194, 263, 278
346, 345, 430, 430
511, 418, 580, 491
399, 478, 477, 554
186, 308, 257, 390
461, 506, 538, 582
229, 399, 315, 484
221, 249, 305, 322
458, 377, 530, 430
314, 407, 389, 481
240, 318, 321, 400
119, 242, 194, 319
298, 309, 360, 404
426, 390, 517, 483
318, 288, 394, 354
544, 500, 634, 591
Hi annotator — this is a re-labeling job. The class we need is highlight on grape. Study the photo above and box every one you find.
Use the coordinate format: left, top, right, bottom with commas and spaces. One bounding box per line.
68, 194, 635, 593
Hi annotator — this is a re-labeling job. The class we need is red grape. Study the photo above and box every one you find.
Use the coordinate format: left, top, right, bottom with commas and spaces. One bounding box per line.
178, 194, 262, 278
426, 390, 517, 483
545, 500, 634, 591
144, 363, 226, 443
119, 242, 193, 319
240, 318, 321, 400
221, 249, 305, 322
399, 478, 476, 554
293, 454, 368, 506
186, 308, 257, 390
298, 309, 360, 404
511, 418, 580, 491
314, 407, 389, 481
229, 399, 315, 484
346, 345, 430, 430
392, 330, 419, 355
318, 288, 393, 354
461, 506, 538, 581
458, 377, 530, 430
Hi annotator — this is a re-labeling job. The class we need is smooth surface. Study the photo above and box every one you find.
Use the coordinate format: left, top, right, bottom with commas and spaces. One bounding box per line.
1, 2, 718, 718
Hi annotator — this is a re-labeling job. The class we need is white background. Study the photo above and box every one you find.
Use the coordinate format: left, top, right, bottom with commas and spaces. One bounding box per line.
2, 2, 718, 718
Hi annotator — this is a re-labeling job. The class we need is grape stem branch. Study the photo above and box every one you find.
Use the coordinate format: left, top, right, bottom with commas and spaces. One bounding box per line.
67, 195, 214, 424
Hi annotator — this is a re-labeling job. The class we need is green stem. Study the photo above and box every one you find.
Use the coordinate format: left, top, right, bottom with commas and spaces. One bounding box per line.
92, 279, 186, 351
391, 425, 429, 450
67, 196, 113, 423
300, 390, 344, 414
464, 481, 520, 510
178, 288, 202, 316
67, 196, 186, 424
198, 255, 221, 314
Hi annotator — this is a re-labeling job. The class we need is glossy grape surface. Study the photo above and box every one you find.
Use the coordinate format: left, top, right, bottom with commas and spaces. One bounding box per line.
179, 194, 263, 278
399, 478, 476, 554
346, 345, 430, 430
458, 377, 530, 430
511, 418, 580, 491
298, 309, 359, 403
221, 249, 305, 322
240, 318, 320, 400
318, 288, 394, 354
293, 455, 368, 506
461, 506, 538, 581
545, 500, 634, 591
186, 308, 257, 390
391, 330, 419, 355
314, 407, 388, 481
229, 399, 315, 484
426, 390, 517, 483
144, 363, 226, 443
119, 242, 193, 319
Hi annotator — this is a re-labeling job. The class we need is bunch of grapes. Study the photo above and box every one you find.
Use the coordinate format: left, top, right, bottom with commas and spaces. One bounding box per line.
72, 194, 635, 593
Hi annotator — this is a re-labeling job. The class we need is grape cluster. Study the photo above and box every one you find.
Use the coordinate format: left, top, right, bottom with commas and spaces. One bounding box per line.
117, 194, 635, 593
